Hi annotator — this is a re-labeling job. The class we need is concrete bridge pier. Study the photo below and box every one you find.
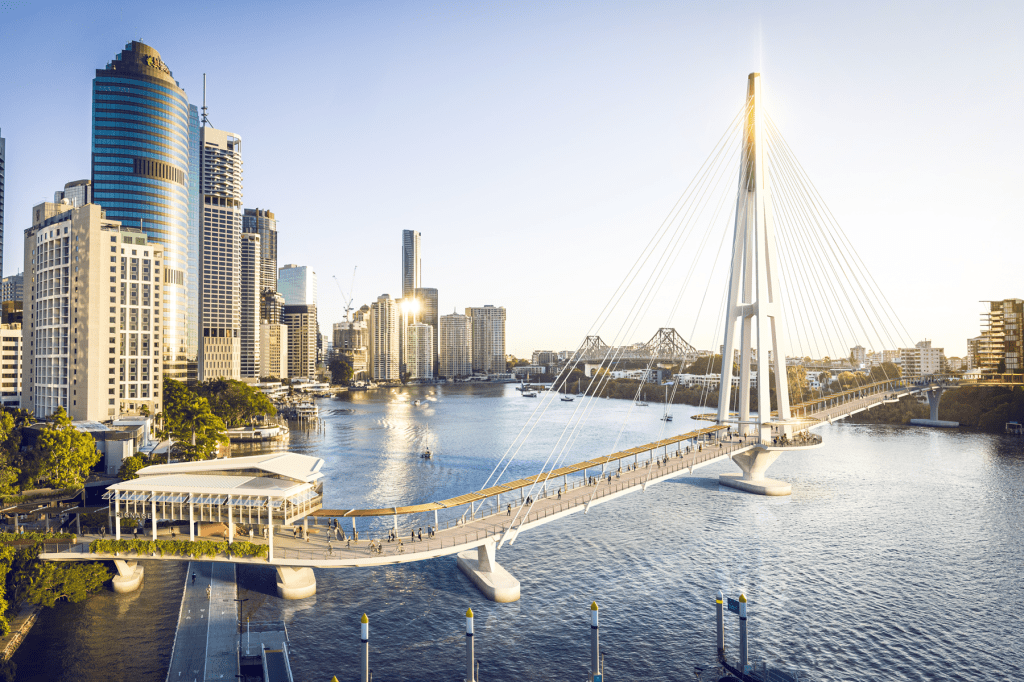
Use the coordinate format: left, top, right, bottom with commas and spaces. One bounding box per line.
456, 538, 520, 603
719, 446, 792, 496
909, 385, 959, 428
112, 559, 144, 593
276, 566, 316, 599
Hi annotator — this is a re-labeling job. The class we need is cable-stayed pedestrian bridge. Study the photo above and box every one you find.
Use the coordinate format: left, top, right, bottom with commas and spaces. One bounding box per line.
38, 377, 941, 601
39, 72, 956, 603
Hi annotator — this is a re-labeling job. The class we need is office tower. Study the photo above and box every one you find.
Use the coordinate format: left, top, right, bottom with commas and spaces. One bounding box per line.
0, 129, 4, 280
1, 301, 22, 325
282, 304, 316, 379
406, 323, 433, 380
0, 322, 22, 409
1, 273, 23, 302
278, 264, 317, 379
243, 208, 277, 292
369, 294, 399, 381
466, 305, 506, 374
439, 312, 472, 378
53, 180, 93, 208
279, 264, 316, 305
198, 126, 244, 381
402, 230, 421, 298
413, 287, 438, 377
91, 41, 195, 382
240, 233, 261, 378
260, 289, 286, 378
334, 320, 368, 380
23, 204, 162, 420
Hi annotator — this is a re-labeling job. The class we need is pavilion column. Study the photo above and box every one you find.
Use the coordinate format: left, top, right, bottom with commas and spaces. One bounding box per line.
115, 496, 121, 540
228, 504, 234, 543
189, 499, 195, 541
151, 494, 157, 540
267, 496, 273, 561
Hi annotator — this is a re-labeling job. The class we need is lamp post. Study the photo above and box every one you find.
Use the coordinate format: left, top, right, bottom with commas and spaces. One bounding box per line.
235, 599, 250, 653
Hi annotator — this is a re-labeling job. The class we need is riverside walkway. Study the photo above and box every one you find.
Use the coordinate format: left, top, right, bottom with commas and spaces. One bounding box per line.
165, 561, 237, 681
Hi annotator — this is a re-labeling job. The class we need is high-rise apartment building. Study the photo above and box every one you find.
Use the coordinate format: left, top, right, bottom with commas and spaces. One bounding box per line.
259, 321, 288, 379
91, 41, 196, 382
198, 126, 244, 381
240, 233, 260, 378
0, 323, 22, 409
243, 208, 277, 292
23, 204, 162, 420
413, 287, 438, 377
977, 299, 1024, 373
369, 294, 399, 381
282, 304, 316, 380
850, 345, 867, 367
439, 312, 472, 378
1, 274, 23, 303
334, 320, 368, 380
898, 340, 944, 378
405, 323, 433, 381
466, 305, 506, 374
402, 230, 421, 298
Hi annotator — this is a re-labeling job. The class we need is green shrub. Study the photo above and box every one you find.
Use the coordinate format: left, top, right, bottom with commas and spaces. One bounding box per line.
0, 531, 75, 542
88, 538, 268, 560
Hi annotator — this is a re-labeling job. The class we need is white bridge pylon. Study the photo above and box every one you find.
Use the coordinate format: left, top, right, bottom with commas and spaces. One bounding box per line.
717, 72, 792, 442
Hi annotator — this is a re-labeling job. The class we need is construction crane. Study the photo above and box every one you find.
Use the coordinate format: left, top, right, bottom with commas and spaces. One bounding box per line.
333, 267, 357, 322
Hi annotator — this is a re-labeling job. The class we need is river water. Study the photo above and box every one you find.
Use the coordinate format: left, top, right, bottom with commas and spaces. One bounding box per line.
13, 384, 1024, 681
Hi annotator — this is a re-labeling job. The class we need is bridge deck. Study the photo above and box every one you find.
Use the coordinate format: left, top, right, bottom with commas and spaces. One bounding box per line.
37, 382, 912, 569
41, 433, 754, 567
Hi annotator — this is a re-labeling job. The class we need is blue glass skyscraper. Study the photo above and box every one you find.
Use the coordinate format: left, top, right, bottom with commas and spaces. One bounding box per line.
91, 41, 195, 381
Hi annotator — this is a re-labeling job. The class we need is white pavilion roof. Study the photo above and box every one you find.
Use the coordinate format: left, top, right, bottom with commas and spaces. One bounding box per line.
134, 452, 324, 484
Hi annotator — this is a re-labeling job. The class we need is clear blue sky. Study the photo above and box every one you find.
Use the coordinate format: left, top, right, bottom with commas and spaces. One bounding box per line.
1, 0, 1021, 357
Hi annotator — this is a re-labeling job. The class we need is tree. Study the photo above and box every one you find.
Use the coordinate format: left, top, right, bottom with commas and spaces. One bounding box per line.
194, 379, 276, 427
0, 412, 21, 496
787, 366, 809, 404
25, 561, 110, 608
172, 397, 226, 461
118, 455, 146, 481
36, 408, 100, 490
330, 355, 354, 386
163, 381, 227, 460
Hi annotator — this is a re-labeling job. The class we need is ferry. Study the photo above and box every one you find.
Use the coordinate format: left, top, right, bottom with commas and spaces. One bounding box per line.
1006, 421, 1023, 435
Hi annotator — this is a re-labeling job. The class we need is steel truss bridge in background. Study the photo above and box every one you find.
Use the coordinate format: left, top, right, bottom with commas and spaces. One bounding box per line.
578, 328, 699, 364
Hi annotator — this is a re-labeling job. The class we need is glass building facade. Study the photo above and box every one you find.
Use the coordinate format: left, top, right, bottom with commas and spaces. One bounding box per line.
187, 105, 200, 381
242, 208, 278, 293
91, 41, 194, 382
0, 128, 5, 279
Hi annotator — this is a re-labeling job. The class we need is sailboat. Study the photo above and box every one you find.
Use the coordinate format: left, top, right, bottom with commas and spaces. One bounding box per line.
561, 378, 575, 401
661, 384, 673, 421
635, 390, 649, 407
576, 379, 584, 398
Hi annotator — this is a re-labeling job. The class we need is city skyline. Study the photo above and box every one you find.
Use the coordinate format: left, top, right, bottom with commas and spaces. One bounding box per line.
0, 2, 1021, 357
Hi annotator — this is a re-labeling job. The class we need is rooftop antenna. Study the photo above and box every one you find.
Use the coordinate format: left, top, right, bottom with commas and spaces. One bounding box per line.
201, 73, 211, 127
